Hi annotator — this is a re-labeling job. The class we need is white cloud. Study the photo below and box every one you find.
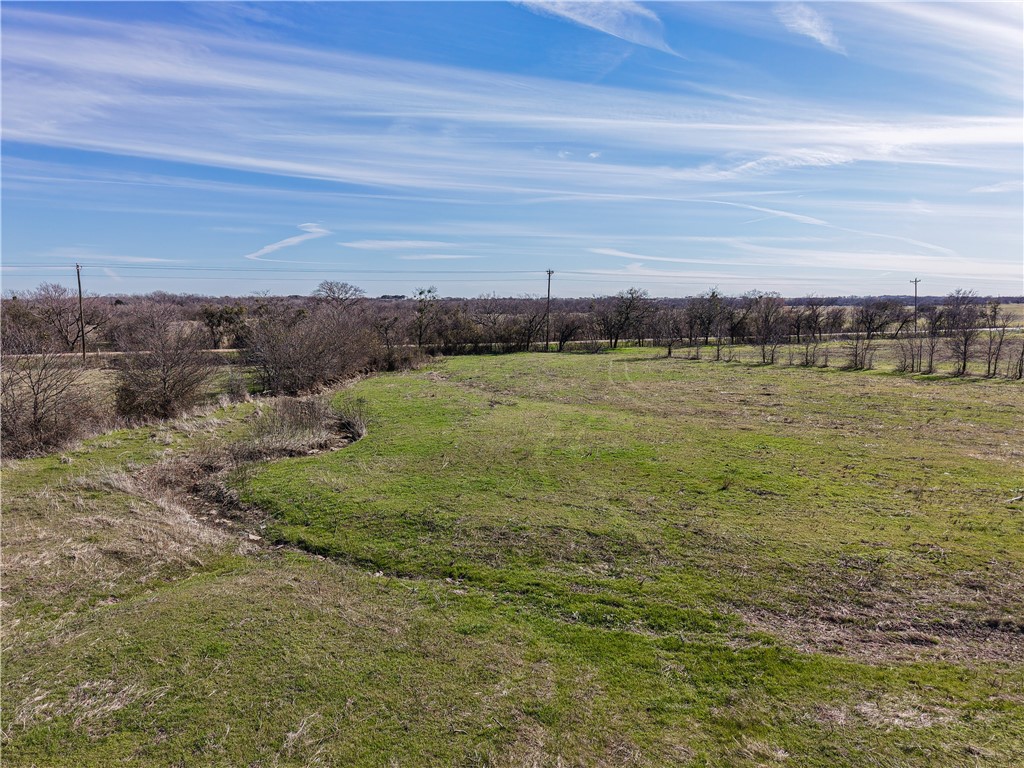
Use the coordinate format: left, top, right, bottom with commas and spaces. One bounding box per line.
243, 223, 330, 261
729, 241, 1013, 280
30, 246, 181, 264
518, 1, 678, 55
397, 254, 481, 261
774, 3, 845, 54
341, 240, 454, 250
590, 247, 756, 268
2, 7, 1019, 294
2, 8, 1017, 203
589, 247, 655, 260
826, 2, 1022, 102
969, 180, 1024, 194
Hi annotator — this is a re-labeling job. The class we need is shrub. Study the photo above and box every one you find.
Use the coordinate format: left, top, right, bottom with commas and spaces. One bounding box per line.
228, 394, 367, 465
1, 347, 107, 458
114, 306, 216, 420
247, 302, 371, 394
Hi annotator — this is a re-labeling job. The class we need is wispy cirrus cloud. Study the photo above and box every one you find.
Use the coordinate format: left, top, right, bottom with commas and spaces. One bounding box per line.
517, 1, 678, 56
341, 240, 454, 250
2, 5, 1019, 295
2, 6, 1016, 202
591, 240, 1013, 282
397, 254, 481, 261
969, 180, 1023, 194
825, 2, 1022, 102
34, 246, 181, 265
589, 247, 654, 261
243, 223, 330, 262
774, 3, 845, 54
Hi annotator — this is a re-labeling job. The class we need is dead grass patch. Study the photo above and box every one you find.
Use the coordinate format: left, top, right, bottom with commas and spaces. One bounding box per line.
812, 694, 955, 731
743, 571, 1024, 664
7, 678, 170, 736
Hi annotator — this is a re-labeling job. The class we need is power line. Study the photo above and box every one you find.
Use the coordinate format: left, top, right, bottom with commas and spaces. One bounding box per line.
4, 264, 877, 290
0, 273, 546, 284
0, 263, 545, 275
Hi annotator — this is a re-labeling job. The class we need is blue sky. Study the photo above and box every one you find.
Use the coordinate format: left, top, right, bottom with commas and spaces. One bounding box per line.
2, 1, 1021, 298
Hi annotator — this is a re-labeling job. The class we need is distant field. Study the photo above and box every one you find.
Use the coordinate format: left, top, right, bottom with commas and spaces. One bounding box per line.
3, 350, 1022, 766
994, 301, 1024, 323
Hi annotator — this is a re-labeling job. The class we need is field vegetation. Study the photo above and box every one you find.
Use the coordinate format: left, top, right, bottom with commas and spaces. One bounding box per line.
3, 281, 1022, 460
3, 345, 1022, 766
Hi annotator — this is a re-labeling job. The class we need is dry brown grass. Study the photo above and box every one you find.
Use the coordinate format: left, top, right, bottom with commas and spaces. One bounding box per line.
7, 678, 171, 737
742, 566, 1024, 664
1, 473, 238, 613
812, 694, 956, 730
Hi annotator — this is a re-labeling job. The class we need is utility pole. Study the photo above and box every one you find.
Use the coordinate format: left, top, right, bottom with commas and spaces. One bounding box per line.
544, 269, 554, 352
76, 263, 87, 362
910, 277, 921, 373
910, 278, 921, 333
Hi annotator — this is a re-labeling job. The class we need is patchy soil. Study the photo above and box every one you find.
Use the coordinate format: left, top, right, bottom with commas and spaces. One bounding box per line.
744, 569, 1024, 663
129, 404, 363, 544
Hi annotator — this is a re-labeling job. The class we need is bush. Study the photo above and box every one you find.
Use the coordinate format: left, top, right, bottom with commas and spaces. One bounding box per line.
369, 344, 425, 373
1, 349, 107, 458
228, 394, 367, 465
247, 303, 372, 394
114, 306, 215, 420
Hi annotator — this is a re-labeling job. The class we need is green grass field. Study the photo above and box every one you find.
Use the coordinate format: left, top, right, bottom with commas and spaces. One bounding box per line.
3, 350, 1022, 766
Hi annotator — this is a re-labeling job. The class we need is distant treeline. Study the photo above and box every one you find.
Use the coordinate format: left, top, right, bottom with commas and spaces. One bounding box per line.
2, 280, 1021, 458
3, 281, 1022, 370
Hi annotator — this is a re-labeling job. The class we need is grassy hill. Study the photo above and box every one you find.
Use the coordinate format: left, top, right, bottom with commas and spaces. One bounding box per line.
3, 350, 1022, 766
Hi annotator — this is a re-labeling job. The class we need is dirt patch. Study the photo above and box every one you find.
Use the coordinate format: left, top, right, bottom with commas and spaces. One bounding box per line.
812, 695, 955, 730
743, 574, 1024, 664
81, 395, 364, 550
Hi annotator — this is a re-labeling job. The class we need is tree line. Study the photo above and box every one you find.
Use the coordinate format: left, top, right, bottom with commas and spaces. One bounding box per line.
2, 280, 1021, 458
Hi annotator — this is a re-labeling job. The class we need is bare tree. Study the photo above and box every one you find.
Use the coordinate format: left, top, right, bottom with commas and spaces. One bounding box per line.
846, 299, 902, 370
982, 300, 1010, 378
1, 327, 105, 457
653, 307, 686, 358
435, 301, 479, 354
794, 296, 826, 366
249, 304, 324, 395
313, 280, 365, 310
410, 286, 439, 349
704, 293, 734, 361
114, 305, 216, 419
747, 291, 787, 364
679, 299, 703, 356
25, 283, 83, 352
2, 282, 110, 354
1009, 336, 1024, 380
724, 300, 752, 346
596, 288, 652, 349
919, 304, 944, 374
1, 296, 48, 354
692, 289, 724, 347
551, 309, 585, 352
514, 297, 548, 351
822, 305, 847, 338
944, 289, 982, 376
368, 302, 404, 359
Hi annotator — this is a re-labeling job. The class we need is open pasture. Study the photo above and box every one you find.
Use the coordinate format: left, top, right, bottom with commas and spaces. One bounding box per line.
3, 350, 1022, 766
